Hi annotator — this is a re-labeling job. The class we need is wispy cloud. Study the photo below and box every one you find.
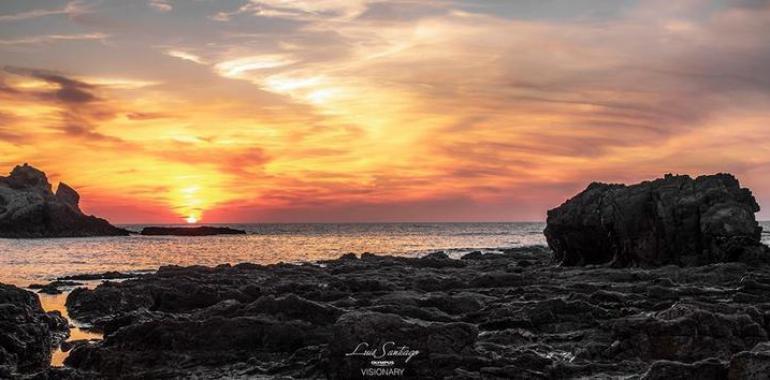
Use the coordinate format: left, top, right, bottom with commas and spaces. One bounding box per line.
213, 55, 297, 79
211, 0, 370, 22
0, 32, 108, 46
165, 49, 206, 64
0, 1, 90, 22
148, 0, 172, 13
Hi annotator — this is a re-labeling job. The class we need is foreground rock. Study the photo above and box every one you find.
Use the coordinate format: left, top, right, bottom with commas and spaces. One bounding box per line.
0, 283, 69, 378
545, 173, 768, 267
60, 247, 770, 379
139, 226, 247, 236
0, 164, 129, 238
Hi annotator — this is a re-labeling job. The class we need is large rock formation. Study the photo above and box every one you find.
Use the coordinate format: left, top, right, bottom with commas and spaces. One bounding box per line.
544, 173, 769, 267
0, 283, 69, 378
0, 164, 128, 238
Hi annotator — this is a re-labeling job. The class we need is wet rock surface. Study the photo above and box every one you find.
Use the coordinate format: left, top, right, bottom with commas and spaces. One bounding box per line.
545, 173, 768, 267
0, 283, 69, 378
0, 164, 128, 238
139, 226, 247, 236
57, 246, 770, 379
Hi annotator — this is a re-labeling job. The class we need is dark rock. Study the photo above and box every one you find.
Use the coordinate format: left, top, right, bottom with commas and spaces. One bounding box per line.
58, 271, 134, 281
56, 249, 770, 379
641, 358, 728, 380
461, 251, 484, 260
139, 226, 247, 236
611, 303, 767, 362
0, 283, 69, 376
37, 284, 63, 294
29, 280, 83, 289
54, 182, 80, 211
0, 163, 128, 238
545, 173, 769, 267
727, 343, 770, 380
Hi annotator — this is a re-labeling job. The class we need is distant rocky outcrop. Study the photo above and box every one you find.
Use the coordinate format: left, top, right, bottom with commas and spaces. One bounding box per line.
545, 173, 769, 267
0, 283, 68, 378
0, 164, 128, 238
140, 226, 247, 236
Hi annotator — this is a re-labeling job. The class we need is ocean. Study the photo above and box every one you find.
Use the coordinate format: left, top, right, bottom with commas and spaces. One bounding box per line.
0, 222, 547, 287
3, 221, 769, 288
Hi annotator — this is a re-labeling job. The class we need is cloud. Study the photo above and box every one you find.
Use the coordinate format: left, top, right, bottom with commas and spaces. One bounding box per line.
0, 32, 108, 46
4, 66, 97, 103
165, 50, 206, 64
0, 67, 131, 147
0, 1, 90, 22
214, 55, 297, 79
211, 0, 371, 22
148, 0, 172, 13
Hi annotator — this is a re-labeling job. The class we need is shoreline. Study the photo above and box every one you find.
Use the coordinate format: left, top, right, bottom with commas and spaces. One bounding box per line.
18, 246, 769, 379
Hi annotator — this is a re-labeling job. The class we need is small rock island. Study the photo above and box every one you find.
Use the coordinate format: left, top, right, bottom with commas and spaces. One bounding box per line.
0, 164, 128, 238
139, 226, 247, 236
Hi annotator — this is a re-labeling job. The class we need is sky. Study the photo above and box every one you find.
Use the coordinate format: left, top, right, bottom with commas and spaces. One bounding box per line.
1, 0, 769, 223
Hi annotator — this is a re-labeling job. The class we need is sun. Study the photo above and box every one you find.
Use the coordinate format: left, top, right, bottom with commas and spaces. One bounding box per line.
185, 215, 198, 224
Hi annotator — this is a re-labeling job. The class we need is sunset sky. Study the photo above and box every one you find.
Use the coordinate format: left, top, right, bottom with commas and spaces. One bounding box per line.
1, 0, 769, 223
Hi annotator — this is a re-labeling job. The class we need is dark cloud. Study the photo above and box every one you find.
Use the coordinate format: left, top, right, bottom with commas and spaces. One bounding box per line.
3, 66, 98, 104
0, 66, 132, 148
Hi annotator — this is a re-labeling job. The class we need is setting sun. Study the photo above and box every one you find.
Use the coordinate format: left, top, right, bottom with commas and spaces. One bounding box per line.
185, 215, 198, 224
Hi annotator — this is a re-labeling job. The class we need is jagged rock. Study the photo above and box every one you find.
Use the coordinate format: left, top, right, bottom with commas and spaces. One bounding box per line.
545, 173, 769, 267
0, 163, 128, 238
0, 283, 69, 376
54, 182, 80, 211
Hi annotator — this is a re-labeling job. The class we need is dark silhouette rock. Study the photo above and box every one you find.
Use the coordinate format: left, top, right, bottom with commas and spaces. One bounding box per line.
0, 163, 129, 238
55, 182, 80, 211
0, 283, 69, 377
58, 271, 134, 281
139, 226, 247, 236
545, 173, 769, 267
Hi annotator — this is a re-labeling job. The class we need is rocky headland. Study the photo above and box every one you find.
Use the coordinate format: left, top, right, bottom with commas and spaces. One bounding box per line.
0, 164, 128, 238
1, 173, 769, 379
140, 226, 247, 236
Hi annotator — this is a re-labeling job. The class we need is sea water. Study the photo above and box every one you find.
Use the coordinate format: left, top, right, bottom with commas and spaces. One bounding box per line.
0, 222, 547, 286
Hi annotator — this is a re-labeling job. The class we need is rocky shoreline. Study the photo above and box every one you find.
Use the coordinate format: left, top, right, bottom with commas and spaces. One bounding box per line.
2, 246, 762, 379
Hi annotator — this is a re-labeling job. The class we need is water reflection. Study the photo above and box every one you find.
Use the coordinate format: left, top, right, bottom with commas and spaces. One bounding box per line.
38, 289, 103, 367
0, 223, 549, 286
